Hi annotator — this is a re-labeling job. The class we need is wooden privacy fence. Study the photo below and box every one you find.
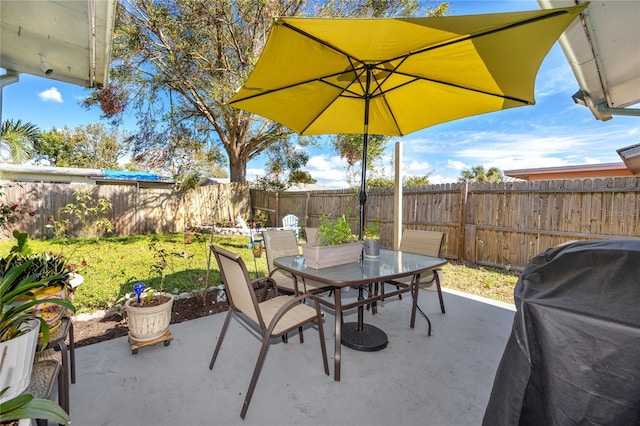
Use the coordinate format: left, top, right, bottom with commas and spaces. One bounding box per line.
3, 178, 639, 270
1, 181, 250, 240
252, 177, 640, 270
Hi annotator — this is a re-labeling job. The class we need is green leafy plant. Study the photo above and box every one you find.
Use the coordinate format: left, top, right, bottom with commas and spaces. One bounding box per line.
317, 208, 358, 246
253, 209, 268, 228
3, 231, 73, 291
0, 185, 34, 237
0, 256, 75, 346
0, 388, 70, 425
363, 219, 381, 240
60, 189, 113, 239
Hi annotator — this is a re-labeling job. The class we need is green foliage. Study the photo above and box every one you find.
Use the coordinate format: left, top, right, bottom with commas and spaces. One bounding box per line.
0, 234, 268, 313
317, 209, 358, 246
367, 177, 394, 188
404, 174, 431, 187
34, 124, 125, 169
60, 190, 113, 239
176, 170, 202, 191
0, 199, 31, 237
250, 176, 288, 192
147, 237, 173, 292
288, 170, 316, 185
0, 256, 75, 345
0, 389, 70, 425
253, 209, 268, 228
0, 119, 41, 164
363, 219, 381, 240
458, 166, 504, 183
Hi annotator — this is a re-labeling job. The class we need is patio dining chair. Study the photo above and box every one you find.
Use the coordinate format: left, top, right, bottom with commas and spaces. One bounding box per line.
385, 229, 446, 314
263, 229, 332, 295
208, 244, 329, 419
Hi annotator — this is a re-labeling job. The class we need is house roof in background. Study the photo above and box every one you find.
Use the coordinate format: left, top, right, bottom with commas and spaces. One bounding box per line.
0, 0, 117, 88
0, 163, 174, 187
539, 0, 640, 120
504, 162, 634, 181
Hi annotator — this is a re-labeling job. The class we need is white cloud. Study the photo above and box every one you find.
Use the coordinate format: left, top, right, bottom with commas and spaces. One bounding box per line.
38, 87, 63, 103
447, 160, 467, 171
246, 167, 265, 180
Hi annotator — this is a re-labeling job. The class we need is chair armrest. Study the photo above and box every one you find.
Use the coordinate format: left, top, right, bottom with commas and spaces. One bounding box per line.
251, 276, 278, 300
265, 293, 322, 335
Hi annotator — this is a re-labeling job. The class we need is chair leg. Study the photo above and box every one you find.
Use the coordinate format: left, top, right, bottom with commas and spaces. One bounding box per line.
315, 309, 329, 376
210, 310, 233, 370
68, 320, 76, 384
435, 273, 446, 314
58, 340, 70, 414
241, 335, 271, 419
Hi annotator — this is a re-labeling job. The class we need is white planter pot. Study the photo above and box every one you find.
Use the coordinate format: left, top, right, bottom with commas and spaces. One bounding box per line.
301, 241, 363, 269
125, 293, 174, 342
0, 319, 40, 403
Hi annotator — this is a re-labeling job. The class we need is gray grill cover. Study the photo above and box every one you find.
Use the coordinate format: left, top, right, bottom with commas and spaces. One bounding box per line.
483, 240, 640, 425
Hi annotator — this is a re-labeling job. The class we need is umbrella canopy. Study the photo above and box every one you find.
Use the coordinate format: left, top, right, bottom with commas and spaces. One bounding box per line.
228, 4, 587, 235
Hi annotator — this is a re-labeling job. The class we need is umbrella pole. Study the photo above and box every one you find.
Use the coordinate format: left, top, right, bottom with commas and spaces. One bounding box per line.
359, 67, 372, 239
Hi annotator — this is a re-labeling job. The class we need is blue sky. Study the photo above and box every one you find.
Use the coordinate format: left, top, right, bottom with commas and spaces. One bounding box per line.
2, 1, 639, 187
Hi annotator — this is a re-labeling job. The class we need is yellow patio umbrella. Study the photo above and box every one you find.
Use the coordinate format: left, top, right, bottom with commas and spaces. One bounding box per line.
228, 4, 587, 235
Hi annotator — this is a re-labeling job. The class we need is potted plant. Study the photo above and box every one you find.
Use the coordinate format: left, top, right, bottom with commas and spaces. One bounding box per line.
301, 209, 362, 269
0, 388, 71, 425
123, 239, 176, 353
363, 219, 381, 257
124, 282, 174, 353
1, 257, 75, 403
3, 231, 76, 335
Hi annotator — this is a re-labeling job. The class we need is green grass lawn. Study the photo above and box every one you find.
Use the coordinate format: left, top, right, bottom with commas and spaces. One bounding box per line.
0, 233, 519, 314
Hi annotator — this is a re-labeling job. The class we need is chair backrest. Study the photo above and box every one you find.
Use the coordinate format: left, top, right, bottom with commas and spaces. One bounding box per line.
282, 214, 299, 238
211, 244, 262, 326
235, 215, 251, 236
282, 214, 299, 229
399, 229, 444, 258
305, 227, 318, 245
263, 230, 299, 274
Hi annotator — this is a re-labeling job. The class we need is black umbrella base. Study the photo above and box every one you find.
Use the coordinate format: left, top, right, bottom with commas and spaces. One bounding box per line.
341, 322, 388, 352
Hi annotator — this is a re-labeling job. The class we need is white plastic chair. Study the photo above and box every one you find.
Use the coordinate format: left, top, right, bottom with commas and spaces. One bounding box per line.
236, 215, 263, 248
282, 214, 299, 238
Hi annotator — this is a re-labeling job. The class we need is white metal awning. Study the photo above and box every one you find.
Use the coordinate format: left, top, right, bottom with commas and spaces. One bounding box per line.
539, 0, 640, 120
1, 0, 117, 89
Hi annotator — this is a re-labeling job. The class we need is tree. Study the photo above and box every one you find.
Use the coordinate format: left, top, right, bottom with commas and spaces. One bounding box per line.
289, 170, 316, 185
34, 124, 126, 169
87, 0, 442, 182
459, 166, 504, 183
0, 119, 40, 163
404, 174, 432, 187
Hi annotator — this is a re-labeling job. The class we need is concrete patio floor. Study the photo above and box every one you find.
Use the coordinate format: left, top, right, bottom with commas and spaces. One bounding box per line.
67, 288, 515, 425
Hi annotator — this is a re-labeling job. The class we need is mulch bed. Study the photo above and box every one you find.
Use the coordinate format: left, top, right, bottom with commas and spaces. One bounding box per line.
73, 290, 229, 348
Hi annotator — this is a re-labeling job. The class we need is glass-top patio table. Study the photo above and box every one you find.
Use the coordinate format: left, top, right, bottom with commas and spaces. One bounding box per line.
274, 248, 447, 381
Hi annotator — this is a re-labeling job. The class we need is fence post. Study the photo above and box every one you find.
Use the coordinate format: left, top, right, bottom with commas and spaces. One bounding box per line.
458, 182, 469, 260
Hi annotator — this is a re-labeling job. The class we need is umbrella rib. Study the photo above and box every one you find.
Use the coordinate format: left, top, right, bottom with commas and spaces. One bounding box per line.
383, 9, 575, 64
227, 69, 363, 105
389, 70, 532, 105
278, 20, 363, 66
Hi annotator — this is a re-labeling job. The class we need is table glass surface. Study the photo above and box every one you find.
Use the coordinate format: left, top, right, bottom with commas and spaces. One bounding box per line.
274, 248, 446, 287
